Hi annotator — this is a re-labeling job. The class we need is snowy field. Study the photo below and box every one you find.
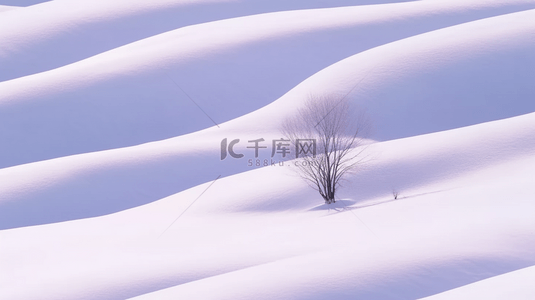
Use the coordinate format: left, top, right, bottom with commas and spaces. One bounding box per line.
1, 0, 535, 299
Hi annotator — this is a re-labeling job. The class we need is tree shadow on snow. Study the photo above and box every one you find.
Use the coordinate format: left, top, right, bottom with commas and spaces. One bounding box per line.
308, 199, 357, 212
309, 188, 451, 215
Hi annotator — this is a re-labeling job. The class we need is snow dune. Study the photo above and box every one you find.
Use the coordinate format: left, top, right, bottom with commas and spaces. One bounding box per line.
1, 0, 535, 299
420, 265, 535, 300
0, 0, 417, 82
2, 6, 535, 228
2, 118, 535, 299
2, 0, 535, 169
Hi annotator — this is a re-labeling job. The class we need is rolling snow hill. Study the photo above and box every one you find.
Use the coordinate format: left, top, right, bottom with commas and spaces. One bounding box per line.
1, 0, 534, 299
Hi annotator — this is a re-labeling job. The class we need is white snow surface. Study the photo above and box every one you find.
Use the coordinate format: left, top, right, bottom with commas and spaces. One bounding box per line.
1, 0, 535, 299
0, 5, 18, 12
419, 265, 535, 300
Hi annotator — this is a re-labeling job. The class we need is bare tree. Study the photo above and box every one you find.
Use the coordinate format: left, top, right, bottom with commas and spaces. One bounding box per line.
282, 95, 368, 204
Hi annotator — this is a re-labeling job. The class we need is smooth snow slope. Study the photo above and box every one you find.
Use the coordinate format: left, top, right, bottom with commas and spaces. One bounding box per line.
0, 0, 418, 82
0, 0, 49, 6
1, 7, 535, 229
0, 5, 18, 12
1, 0, 535, 299
419, 265, 535, 300
2, 0, 535, 169
1, 116, 535, 299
